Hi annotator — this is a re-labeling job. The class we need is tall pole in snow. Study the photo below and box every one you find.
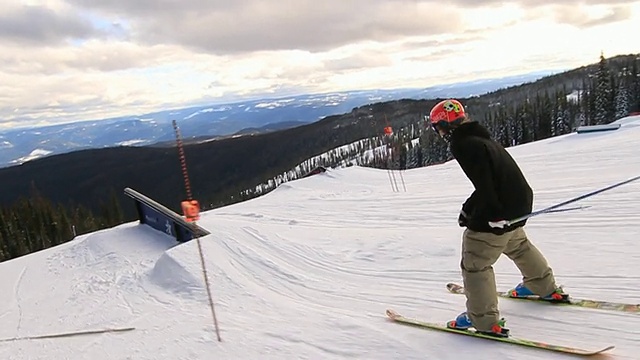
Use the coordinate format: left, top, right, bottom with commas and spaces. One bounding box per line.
173, 121, 193, 201
172, 120, 222, 342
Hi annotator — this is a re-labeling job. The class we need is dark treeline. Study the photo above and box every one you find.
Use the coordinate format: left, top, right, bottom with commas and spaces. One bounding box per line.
0, 187, 124, 262
1, 53, 638, 263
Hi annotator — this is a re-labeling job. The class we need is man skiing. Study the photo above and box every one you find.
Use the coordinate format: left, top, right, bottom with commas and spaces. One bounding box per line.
428, 99, 568, 337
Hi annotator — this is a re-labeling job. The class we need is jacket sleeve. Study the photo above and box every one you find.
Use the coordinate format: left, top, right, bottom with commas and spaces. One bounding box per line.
451, 140, 504, 220
462, 191, 477, 213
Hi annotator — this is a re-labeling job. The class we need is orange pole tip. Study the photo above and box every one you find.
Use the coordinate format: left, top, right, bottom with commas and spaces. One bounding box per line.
181, 200, 200, 221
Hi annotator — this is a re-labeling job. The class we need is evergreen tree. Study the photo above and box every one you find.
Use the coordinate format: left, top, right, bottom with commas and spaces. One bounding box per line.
504, 106, 518, 146
0, 232, 6, 262
405, 141, 421, 169
518, 100, 533, 143
579, 77, 593, 125
552, 90, 565, 136
631, 60, 640, 113
594, 52, 614, 124
615, 70, 630, 119
536, 91, 553, 139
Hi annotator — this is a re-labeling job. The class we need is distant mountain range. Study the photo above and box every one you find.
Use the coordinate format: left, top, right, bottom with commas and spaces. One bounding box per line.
0, 70, 558, 168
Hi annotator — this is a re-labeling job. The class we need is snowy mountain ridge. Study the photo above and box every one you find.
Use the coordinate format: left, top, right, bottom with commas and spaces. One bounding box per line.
0, 71, 554, 168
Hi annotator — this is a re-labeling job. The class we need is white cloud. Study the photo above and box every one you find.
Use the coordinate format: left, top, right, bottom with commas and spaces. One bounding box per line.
0, 0, 638, 129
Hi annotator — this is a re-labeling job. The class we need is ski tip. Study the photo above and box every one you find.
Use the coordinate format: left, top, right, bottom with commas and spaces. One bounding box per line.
599, 345, 616, 353
446, 283, 464, 293
385, 309, 400, 319
581, 345, 615, 356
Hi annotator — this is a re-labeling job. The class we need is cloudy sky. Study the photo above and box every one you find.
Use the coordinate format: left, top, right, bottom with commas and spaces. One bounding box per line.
1, 0, 639, 129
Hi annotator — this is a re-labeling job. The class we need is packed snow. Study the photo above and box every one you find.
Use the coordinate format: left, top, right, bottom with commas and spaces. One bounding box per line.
10, 148, 54, 164
1, 117, 640, 359
184, 107, 230, 120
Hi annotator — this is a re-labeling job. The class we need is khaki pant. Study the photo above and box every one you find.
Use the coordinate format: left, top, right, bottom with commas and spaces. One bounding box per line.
460, 227, 557, 331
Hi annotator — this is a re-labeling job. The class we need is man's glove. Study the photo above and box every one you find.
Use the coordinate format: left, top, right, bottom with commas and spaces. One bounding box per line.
458, 210, 469, 227
488, 220, 509, 229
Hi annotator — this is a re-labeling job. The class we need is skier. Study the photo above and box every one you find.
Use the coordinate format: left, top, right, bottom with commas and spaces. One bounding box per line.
428, 99, 568, 337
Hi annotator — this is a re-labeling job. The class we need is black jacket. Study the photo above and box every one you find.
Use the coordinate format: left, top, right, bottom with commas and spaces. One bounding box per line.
449, 121, 533, 235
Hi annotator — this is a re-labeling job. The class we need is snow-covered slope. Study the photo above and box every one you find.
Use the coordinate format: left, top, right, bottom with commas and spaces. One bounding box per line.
1, 116, 639, 360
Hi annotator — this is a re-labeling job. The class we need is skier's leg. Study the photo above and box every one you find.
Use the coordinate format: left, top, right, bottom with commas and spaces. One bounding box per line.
460, 229, 510, 332
503, 227, 558, 297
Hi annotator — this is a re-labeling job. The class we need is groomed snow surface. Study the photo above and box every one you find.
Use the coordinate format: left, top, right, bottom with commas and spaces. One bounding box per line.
1, 116, 640, 360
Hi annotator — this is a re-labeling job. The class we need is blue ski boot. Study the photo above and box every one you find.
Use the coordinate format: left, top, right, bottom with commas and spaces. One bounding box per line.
446, 312, 509, 338
509, 283, 570, 303
446, 311, 473, 330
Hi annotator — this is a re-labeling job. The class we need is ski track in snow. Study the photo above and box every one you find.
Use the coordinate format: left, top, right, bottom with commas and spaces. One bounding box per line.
0, 115, 639, 359
14, 266, 26, 334
0, 266, 29, 339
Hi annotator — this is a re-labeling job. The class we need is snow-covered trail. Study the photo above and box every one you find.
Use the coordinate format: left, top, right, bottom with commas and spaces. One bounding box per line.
0, 116, 639, 359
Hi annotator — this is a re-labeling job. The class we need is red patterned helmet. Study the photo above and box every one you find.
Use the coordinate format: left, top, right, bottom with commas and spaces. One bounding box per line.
429, 99, 466, 133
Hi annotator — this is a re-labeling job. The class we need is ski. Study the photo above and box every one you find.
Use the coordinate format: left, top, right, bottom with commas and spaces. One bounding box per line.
386, 309, 614, 356
0, 327, 135, 343
447, 282, 640, 313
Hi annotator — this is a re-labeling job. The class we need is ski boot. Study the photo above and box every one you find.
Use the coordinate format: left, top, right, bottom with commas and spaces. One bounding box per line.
509, 283, 570, 303
446, 312, 510, 338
